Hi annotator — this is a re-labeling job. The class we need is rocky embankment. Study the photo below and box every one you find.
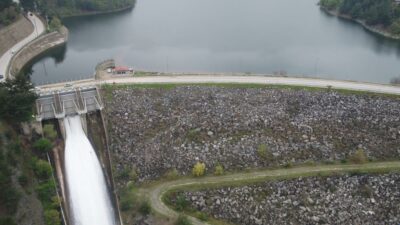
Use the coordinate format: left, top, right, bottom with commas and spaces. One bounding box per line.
176, 173, 400, 225
106, 86, 400, 183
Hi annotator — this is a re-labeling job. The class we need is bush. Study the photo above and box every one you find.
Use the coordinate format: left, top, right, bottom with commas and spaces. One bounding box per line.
18, 174, 28, 186
33, 138, 53, 153
164, 168, 179, 180
43, 124, 57, 141
257, 144, 273, 161
175, 215, 192, 225
129, 169, 138, 182
214, 164, 224, 176
33, 159, 52, 179
348, 149, 368, 164
192, 162, 206, 177
175, 194, 189, 211
195, 212, 208, 221
0, 217, 16, 225
49, 17, 62, 32
36, 180, 56, 204
119, 185, 137, 211
139, 201, 151, 215
44, 209, 61, 225
319, 0, 342, 10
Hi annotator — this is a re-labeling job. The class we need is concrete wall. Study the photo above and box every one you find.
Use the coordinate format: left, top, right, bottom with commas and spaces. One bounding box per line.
9, 26, 68, 77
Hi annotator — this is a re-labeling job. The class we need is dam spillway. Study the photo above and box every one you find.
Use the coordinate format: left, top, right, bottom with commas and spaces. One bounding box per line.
64, 115, 116, 225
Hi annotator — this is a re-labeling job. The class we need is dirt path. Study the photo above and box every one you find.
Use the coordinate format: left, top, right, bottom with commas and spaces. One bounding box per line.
142, 161, 400, 225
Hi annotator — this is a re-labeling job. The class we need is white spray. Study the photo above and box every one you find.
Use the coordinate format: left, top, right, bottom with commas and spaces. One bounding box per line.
64, 116, 116, 225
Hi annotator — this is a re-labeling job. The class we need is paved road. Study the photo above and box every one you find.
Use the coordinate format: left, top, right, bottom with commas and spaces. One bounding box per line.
0, 13, 45, 81
143, 161, 400, 225
39, 75, 400, 95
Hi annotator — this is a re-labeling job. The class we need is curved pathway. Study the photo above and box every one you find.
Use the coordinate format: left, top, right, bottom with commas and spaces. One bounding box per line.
0, 12, 45, 81
39, 75, 400, 95
143, 161, 400, 225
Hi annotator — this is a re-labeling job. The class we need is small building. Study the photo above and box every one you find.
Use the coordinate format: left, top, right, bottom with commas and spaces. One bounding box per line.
113, 66, 133, 75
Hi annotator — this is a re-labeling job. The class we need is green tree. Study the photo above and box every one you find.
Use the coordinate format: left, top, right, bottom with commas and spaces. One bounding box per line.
175, 215, 192, 225
49, 17, 62, 32
43, 124, 58, 141
44, 209, 61, 225
0, 75, 37, 123
33, 159, 52, 179
33, 138, 52, 153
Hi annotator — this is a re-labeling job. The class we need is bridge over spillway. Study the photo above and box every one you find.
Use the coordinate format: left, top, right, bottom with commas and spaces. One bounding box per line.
35, 86, 104, 121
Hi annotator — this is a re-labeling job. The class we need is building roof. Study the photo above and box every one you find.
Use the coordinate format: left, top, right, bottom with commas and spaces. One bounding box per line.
114, 66, 130, 72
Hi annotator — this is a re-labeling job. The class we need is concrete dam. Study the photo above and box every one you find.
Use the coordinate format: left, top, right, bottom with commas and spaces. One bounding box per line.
35, 86, 121, 225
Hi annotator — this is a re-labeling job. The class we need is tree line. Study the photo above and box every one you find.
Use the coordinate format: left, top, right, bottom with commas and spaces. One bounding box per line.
0, 0, 20, 26
20, 0, 136, 17
320, 0, 400, 35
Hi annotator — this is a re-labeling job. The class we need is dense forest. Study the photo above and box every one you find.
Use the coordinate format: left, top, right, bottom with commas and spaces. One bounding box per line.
320, 0, 400, 35
0, 0, 20, 26
20, 0, 136, 17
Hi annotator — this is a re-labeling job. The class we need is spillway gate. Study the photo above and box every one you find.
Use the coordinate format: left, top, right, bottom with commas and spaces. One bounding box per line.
35, 86, 104, 121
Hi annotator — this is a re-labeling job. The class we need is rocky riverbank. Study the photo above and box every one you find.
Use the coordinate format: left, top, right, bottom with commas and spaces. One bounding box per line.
106, 86, 400, 183
175, 173, 400, 225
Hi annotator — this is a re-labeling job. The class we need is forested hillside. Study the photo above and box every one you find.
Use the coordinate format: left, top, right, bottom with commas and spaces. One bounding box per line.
0, 0, 20, 26
320, 0, 400, 35
20, 0, 136, 17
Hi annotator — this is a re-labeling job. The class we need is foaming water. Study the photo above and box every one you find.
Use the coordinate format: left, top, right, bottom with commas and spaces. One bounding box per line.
64, 116, 116, 225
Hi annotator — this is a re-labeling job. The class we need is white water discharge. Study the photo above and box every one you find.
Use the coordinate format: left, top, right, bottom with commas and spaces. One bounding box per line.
64, 116, 116, 225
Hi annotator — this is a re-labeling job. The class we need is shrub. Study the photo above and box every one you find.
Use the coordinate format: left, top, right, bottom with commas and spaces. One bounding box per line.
36, 180, 56, 203
195, 212, 208, 221
192, 162, 206, 177
33, 159, 52, 179
348, 149, 368, 164
129, 169, 138, 182
0, 217, 16, 225
139, 201, 151, 215
119, 185, 137, 211
33, 138, 53, 153
214, 164, 224, 176
164, 168, 179, 180
175, 194, 189, 211
43, 124, 57, 141
49, 17, 62, 32
257, 144, 272, 160
18, 174, 28, 186
175, 215, 192, 225
44, 209, 61, 225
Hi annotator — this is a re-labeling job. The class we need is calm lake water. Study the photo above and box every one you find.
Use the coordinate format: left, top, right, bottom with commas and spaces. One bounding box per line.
29, 0, 400, 85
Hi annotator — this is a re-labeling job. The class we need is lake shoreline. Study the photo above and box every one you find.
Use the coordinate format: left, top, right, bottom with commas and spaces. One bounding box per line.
320, 7, 400, 41
60, 4, 134, 19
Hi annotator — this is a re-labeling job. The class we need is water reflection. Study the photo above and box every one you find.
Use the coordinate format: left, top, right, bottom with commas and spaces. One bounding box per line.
29, 0, 400, 84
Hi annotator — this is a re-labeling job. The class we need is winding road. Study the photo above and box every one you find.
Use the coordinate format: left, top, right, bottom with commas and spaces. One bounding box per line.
143, 162, 400, 225
0, 12, 45, 81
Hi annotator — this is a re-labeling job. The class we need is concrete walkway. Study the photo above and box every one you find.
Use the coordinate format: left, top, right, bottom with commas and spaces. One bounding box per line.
0, 13, 45, 81
39, 75, 400, 95
143, 161, 400, 225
